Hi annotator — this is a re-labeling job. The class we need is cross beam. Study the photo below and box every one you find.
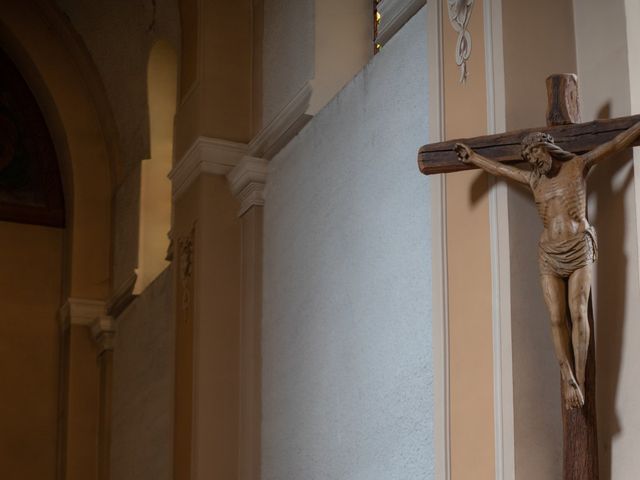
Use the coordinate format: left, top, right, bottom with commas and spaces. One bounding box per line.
418, 113, 640, 175
417, 74, 630, 480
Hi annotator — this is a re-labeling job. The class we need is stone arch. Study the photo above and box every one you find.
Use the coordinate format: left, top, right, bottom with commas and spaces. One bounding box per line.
0, 0, 119, 300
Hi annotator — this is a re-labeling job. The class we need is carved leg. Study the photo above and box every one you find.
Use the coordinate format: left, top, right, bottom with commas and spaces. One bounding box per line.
540, 273, 584, 409
568, 264, 592, 398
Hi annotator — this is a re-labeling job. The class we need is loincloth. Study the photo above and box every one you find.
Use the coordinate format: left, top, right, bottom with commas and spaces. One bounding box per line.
538, 226, 598, 278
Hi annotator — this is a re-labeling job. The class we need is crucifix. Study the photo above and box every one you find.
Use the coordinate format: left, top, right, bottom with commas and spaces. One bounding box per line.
418, 73, 640, 480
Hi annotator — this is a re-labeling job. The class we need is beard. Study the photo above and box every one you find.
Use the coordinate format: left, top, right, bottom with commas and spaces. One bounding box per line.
533, 157, 552, 175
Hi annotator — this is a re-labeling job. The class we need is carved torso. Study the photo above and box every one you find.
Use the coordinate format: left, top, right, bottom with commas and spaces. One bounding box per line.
530, 157, 590, 243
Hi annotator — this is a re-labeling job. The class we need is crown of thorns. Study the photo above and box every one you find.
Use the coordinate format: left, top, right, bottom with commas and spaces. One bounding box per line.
521, 132, 573, 161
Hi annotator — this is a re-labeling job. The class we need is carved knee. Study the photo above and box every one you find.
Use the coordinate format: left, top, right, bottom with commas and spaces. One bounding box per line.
572, 312, 589, 336
549, 310, 565, 328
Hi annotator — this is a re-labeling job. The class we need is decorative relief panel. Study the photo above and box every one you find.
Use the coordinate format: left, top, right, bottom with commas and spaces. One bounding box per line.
178, 229, 195, 311
447, 0, 475, 83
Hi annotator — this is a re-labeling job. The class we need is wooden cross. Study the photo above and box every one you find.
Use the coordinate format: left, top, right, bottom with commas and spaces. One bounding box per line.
418, 74, 640, 480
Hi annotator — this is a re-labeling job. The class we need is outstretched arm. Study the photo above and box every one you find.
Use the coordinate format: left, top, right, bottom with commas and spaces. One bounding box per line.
454, 143, 530, 185
583, 120, 640, 167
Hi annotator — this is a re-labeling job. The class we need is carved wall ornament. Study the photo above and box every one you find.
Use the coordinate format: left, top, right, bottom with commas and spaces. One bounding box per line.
178, 230, 194, 311
447, 0, 475, 83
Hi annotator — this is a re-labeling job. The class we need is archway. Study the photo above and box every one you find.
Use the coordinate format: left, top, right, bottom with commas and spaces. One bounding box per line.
0, 2, 118, 479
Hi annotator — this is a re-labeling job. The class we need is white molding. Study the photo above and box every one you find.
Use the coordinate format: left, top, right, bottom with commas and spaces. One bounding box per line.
227, 156, 268, 217
248, 82, 312, 160
427, 0, 450, 479
625, 0, 640, 287
484, 0, 515, 479
169, 136, 248, 199
91, 316, 117, 353
60, 298, 115, 353
376, 0, 426, 47
60, 298, 108, 329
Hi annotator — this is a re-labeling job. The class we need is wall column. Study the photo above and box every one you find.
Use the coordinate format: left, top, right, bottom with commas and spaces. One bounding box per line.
91, 317, 116, 480
59, 299, 115, 480
170, 140, 245, 480
439, 1, 496, 479
228, 156, 267, 480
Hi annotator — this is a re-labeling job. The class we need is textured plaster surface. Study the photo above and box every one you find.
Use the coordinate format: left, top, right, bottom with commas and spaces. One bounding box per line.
111, 266, 175, 480
262, 0, 314, 126
263, 10, 433, 480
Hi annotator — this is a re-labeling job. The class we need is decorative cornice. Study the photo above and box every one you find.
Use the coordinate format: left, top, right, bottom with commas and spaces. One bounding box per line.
60, 298, 108, 330
227, 156, 268, 216
91, 316, 117, 354
249, 83, 313, 160
170, 84, 311, 201
169, 137, 248, 199
375, 0, 426, 47
60, 298, 115, 353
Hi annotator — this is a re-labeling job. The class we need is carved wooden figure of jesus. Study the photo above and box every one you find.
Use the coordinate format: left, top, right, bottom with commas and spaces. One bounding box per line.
454, 121, 640, 410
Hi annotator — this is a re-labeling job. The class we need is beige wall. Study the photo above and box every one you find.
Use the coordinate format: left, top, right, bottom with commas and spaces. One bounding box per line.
175, 0, 254, 158
173, 174, 242, 480
0, 222, 63, 479
573, 1, 640, 478
309, 0, 371, 115
0, 0, 113, 301
481, 1, 640, 478
63, 325, 100, 480
179, 0, 198, 100
53, 0, 180, 292
136, 40, 177, 293
172, 3, 257, 477
238, 206, 262, 480
442, 1, 496, 479
251, 0, 264, 135
500, 1, 577, 478
173, 183, 197, 480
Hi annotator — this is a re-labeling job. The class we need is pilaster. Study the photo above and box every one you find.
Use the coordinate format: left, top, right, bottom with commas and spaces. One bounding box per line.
171, 136, 243, 480
58, 298, 115, 480
228, 155, 266, 480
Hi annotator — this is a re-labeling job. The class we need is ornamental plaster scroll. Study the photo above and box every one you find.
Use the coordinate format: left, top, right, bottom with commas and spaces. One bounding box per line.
447, 0, 475, 83
178, 229, 194, 311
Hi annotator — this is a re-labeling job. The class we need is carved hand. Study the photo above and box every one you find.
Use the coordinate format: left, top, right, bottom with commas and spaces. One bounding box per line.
454, 143, 473, 164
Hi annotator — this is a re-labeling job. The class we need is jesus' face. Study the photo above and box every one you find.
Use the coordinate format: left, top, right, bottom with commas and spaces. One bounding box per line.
528, 145, 553, 175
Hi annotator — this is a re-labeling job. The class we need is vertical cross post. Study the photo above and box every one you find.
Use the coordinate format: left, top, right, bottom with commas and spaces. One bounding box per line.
547, 74, 599, 480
